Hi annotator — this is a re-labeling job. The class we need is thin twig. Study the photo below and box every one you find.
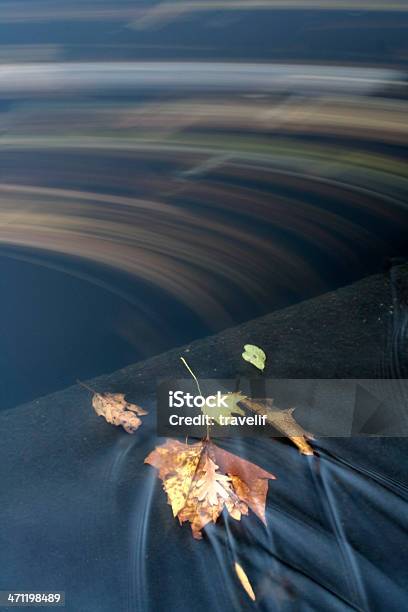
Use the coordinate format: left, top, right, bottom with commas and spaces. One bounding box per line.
77, 379, 98, 394
180, 357, 209, 439
180, 357, 202, 396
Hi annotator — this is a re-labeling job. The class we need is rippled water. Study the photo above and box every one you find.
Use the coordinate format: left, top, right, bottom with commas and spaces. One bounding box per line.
1, 54, 408, 407
3, 390, 406, 611
1, 4, 408, 611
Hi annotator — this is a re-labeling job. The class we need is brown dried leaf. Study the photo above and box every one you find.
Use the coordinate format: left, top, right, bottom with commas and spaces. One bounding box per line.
144, 440, 202, 516
92, 392, 148, 434
211, 443, 276, 523
145, 439, 275, 539
178, 453, 248, 538
240, 397, 315, 456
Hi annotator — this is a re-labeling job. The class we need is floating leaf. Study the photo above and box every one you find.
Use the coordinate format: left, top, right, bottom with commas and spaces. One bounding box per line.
145, 439, 275, 539
92, 391, 148, 434
235, 562, 256, 601
201, 391, 246, 424
241, 397, 314, 455
242, 344, 266, 371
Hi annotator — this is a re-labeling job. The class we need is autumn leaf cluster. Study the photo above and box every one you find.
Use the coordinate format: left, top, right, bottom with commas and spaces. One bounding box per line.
145, 439, 275, 539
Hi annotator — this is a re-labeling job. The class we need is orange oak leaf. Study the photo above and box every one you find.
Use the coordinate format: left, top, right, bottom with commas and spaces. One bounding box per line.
92, 391, 148, 434
145, 439, 275, 539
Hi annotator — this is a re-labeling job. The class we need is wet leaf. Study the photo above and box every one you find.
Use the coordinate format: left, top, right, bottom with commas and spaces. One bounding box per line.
201, 391, 246, 424
145, 439, 275, 539
241, 397, 315, 455
242, 344, 266, 371
235, 562, 256, 601
211, 442, 275, 523
92, 392, 148, 434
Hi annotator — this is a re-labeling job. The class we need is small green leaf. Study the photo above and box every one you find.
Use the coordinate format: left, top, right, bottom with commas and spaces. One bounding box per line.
242, 344, 266, 371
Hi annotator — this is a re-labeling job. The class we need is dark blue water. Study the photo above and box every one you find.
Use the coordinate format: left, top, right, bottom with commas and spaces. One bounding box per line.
1, 5, 408, 611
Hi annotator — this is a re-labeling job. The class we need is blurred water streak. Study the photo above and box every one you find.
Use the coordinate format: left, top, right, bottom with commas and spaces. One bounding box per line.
0, 5, 408, 411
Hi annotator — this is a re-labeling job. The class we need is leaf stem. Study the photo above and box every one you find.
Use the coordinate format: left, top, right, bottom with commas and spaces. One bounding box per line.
180, 357, 202, 396
180, 357, 209, 439
76, 379, 98, 394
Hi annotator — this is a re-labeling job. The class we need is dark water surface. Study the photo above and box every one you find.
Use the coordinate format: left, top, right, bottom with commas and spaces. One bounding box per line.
1, 4, 408, 612
0, 5, 407, 408
1, 266, 408, 611
1, 137, 407, 409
